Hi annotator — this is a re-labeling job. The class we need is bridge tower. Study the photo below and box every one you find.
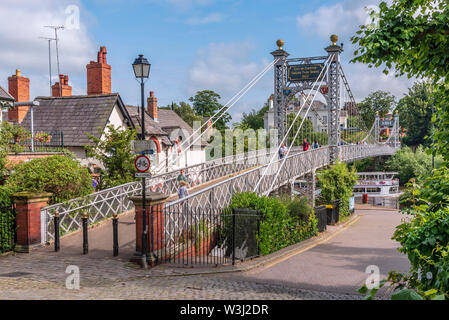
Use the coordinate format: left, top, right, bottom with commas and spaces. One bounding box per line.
325, 35, 343, 163
270, 36, 343, 163
271, 40, 290, 145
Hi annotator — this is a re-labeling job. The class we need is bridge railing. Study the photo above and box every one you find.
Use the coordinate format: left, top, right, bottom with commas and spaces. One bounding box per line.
40, 147, 284, 243
162, 144, 399, 250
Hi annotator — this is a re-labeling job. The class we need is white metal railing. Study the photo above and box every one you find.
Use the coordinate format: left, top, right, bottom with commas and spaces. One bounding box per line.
40, 147, 285, 243
163, 144, 399, 245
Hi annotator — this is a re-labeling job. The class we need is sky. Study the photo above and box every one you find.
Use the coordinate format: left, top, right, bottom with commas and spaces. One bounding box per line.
0, 0, 416, 123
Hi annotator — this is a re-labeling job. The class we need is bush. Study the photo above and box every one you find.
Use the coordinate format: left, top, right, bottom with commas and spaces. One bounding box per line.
393, 207, 449, 294
4, 155, 93, 205
385, 145, 443, 185
226, 192, 317, 256
317, 161, 358, 217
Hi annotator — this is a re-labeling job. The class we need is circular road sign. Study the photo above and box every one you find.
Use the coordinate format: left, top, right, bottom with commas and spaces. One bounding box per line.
135, 155, 151, 173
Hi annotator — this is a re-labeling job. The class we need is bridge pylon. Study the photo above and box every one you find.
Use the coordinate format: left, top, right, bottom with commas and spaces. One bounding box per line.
325, 35, 343, 163
271, 40, 290, 146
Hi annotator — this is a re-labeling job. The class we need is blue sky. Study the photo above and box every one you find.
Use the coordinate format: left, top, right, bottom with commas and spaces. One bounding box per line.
0, 0, 414, 123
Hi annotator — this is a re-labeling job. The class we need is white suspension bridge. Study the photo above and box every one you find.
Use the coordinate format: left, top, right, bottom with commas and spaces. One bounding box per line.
40, 36, 401, 260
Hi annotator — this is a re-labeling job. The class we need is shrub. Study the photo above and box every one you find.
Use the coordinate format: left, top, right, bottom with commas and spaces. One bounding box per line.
317, 161, 358, 217
385, 145, 443, 185
4, 155, 92, 205
226, 192, 317, 256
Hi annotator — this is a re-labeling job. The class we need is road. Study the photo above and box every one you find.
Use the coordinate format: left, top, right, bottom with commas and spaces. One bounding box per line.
0, 207, 410, 300
220, 208, 410, 297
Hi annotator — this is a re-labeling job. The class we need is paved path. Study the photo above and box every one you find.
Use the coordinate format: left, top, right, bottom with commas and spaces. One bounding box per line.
220, 208, 410, 297
0, 207, 409, 300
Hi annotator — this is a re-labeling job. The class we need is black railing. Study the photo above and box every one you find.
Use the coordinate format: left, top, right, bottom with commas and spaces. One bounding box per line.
19, 130, 64, 153
152, 206, 261, 266
0, 205, 16, 254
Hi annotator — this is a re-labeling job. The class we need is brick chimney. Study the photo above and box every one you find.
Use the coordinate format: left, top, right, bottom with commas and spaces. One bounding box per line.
147, 91, 158, 122
51, 74, 72, 97
86, 46, 111, 95
8, 69, 30, 123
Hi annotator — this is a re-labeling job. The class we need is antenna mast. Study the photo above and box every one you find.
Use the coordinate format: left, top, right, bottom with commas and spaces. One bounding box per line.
44, 25, 64, 96
39, 37, 56, 95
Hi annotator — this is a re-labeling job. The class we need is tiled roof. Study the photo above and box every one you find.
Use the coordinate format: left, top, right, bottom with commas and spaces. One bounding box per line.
125, 105, 171, 146
158, 109, 207, 147
0, 85, 14, 101
20, 94, 132, 147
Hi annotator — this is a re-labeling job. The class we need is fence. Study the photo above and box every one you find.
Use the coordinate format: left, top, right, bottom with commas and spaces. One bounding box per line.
355, 196, 399, 209
151, 206, 261, 266
41, 148, 281, 244
19, 130, 64, 152
0, 205, 16, 254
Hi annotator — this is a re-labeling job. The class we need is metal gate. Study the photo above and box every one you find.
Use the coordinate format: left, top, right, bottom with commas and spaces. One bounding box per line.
154, 206, 261, 266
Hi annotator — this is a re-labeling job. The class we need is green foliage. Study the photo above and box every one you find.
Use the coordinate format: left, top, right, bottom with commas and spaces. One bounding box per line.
287, 113, 328, 146
0, 121, 31, 153
234, 95, 273, 131
317, 162, 357, 217
397, 81, 436, 148
385, 146, 442, 185
4, 155, 92, 205
227, 192, 317, 256
189, 90, 231, 131
85, 125, 137, 189
357, 90, 396, 128
351, 0, 449, 82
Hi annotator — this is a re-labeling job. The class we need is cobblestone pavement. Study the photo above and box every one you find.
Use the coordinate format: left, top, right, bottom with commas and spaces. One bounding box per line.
0, 207, 401, 300
0, 248, 364, 300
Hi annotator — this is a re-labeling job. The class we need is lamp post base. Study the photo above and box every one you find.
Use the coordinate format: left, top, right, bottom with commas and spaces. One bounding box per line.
130, 251, 159, 268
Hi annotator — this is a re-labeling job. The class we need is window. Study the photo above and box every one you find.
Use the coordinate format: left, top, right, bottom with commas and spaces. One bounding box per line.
366, 187, 381, 193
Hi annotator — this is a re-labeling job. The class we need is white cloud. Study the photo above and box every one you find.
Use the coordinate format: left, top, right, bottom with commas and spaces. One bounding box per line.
0, 0, 97, 98
186, 13, 224, 25
297, 0, 416, 101
187, 41, 273, 121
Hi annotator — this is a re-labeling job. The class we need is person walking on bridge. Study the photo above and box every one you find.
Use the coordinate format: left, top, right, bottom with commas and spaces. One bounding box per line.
302, 138, 310, 152
177, 169, 188, 186
279, 143, 287, 159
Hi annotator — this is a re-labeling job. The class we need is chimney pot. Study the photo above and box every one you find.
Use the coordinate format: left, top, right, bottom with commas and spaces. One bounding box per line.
8, 69, 30, 123
87, 46, 112, 95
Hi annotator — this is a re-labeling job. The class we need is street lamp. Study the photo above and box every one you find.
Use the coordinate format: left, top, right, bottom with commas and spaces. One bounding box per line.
133, 54, 151, 268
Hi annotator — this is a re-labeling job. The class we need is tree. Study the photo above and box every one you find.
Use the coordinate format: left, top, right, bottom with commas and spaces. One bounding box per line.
357, 90, 396, 128
85, 125, 137, 189
397, 81, 435, 148
234, 96, 273, 130
286, 113, 328, 147
160, 101, 203, 128
385, 146, 443, 185
351, 0, 449, 160
189, 90, 231, 131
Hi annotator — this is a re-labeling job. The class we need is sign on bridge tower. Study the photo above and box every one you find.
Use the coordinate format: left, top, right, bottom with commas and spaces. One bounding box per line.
271, 35, 343, 163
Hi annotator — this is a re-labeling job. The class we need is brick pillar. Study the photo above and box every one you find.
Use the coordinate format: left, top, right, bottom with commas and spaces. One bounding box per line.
12, 192, 52, 253
86, 46, 112, 95
129, 192, 169, 267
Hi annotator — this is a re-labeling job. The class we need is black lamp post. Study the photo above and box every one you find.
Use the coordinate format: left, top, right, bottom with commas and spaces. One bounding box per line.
133, 54, 151, 268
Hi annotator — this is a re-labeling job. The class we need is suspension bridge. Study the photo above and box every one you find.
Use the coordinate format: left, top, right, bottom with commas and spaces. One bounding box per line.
40, 36, 401, 265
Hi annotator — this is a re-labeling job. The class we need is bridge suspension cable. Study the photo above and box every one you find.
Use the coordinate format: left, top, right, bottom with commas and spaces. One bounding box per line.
154, 58, 280, 174
263, 56, 333, 195
253, 54, 334, 193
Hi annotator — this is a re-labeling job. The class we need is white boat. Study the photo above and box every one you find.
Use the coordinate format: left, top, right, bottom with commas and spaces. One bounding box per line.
353, 172, 400, 197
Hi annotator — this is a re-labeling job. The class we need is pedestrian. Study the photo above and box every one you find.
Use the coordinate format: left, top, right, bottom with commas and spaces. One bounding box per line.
279, 143, 287, 159
177, 169, 188, 186
178, 180, 189, 199
302, 138, 310, 151
92, 177, 98, 190
312, 140, 319, 149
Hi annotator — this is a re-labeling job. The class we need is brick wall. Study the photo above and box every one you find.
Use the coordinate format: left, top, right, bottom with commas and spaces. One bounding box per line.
6, 152, 63, 167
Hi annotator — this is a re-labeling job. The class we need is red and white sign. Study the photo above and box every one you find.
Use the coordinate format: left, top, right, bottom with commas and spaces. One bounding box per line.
134, 155, 151, 173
